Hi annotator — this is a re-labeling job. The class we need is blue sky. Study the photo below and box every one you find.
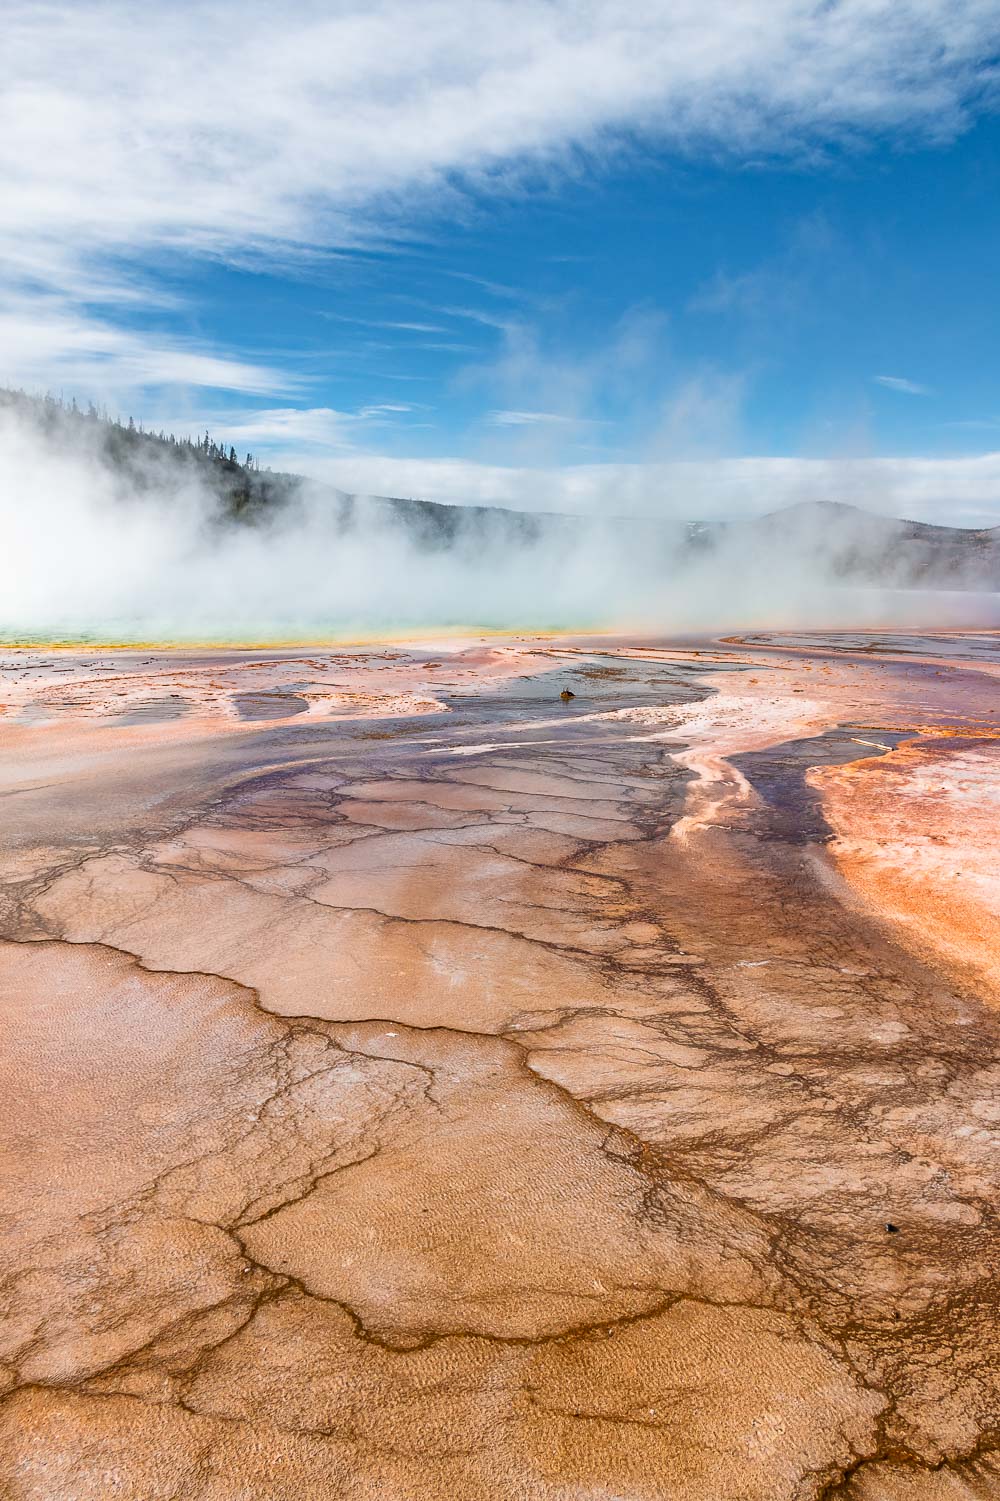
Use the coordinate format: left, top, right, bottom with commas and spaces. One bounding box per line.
178, 120, 1000, 459
3, 1, 1000, 521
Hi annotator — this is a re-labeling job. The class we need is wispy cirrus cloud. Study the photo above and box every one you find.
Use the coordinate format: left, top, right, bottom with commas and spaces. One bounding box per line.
359, 402, 423, 418
320, 314, 455, 335
0, 290, 290, 402
6, 0, 995, 284
2, 0, 999, 403
874, 374, 932, 396
168, 400, 429, 455
487, 409, 579, 427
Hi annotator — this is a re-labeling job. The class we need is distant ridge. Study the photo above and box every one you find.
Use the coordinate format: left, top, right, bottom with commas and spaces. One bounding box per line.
758, 497, 999, 545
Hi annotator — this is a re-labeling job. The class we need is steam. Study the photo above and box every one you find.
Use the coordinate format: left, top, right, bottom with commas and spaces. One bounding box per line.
2, 402, 997, 641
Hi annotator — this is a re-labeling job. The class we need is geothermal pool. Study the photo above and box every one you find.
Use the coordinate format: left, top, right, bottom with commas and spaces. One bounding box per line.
0, 632, 998, 1500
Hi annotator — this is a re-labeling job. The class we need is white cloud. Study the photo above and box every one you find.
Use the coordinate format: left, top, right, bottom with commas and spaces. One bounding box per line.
0, 291, 289, 402
3, 1, 998, 306
321, 316, 453, 334
874, 375, 932, 396
159, 400, 425, 452
439, 305, 516, 331
488, 409, 578, 426
205, 407, 357, 449
264, 447, 1000, 528
358, 402, 420, 418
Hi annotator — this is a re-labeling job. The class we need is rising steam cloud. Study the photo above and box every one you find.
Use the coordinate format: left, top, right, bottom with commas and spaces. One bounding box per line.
2, 401, 998, 641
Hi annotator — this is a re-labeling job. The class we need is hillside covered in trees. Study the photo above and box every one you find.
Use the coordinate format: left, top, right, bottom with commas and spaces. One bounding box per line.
0, 387, 302, 523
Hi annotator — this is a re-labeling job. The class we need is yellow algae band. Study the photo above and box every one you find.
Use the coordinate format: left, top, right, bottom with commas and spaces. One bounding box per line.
0, 624, 581, 650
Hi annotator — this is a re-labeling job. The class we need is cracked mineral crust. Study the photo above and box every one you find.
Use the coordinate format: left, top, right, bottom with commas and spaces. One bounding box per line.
0, 633, 998, 1499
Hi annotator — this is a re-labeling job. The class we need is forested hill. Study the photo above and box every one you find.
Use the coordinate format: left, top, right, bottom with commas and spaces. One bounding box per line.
0, 386, 303, 523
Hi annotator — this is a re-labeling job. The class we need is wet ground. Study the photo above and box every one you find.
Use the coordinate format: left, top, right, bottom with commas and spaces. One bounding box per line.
0, 631, 998, 1500
732, 728, 910, 843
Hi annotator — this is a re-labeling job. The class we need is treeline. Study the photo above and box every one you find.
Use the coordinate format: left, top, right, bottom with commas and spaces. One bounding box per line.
0, 386, 301, 523
0, 386, 266, 473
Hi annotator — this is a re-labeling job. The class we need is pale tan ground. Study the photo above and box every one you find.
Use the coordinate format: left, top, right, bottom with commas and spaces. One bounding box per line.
0, 633, 998, 1500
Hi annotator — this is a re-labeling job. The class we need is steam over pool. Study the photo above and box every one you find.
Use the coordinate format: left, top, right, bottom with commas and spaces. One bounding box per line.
3, 399, 998, 642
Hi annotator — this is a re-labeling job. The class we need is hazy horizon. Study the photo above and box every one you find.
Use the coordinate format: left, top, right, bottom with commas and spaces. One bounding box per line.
3, 392, 999, 641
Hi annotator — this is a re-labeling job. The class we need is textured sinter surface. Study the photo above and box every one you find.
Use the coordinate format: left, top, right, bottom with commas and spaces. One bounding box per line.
1, 633, 998, 1500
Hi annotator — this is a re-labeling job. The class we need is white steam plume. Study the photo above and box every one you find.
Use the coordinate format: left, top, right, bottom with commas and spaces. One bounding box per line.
1, 402, 997, 640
